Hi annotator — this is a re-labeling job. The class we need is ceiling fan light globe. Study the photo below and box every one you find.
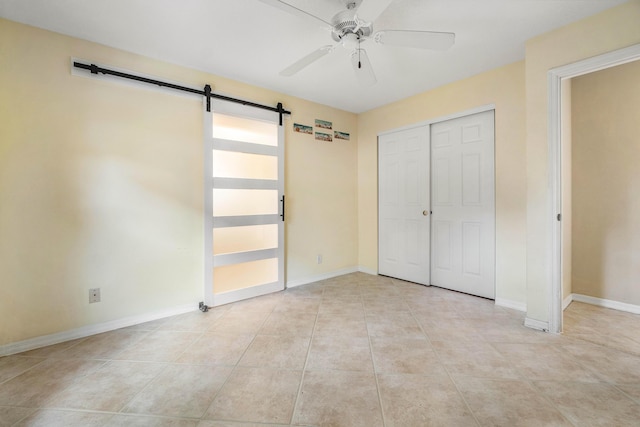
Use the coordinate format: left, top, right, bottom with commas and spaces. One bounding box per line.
342, 32, 359, 50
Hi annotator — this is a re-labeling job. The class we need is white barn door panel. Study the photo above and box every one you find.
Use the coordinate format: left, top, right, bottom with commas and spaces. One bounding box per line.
203, 102, 285, 307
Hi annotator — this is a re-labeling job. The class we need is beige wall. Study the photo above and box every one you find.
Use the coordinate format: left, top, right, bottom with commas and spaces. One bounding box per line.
570, 59, 640, 305
3, 1, 639, 347
561, 80, 573, 302
358, 61, 527, 305
0, 19, 358, 346
524, 0, 640, 323
282, 99, 358, 284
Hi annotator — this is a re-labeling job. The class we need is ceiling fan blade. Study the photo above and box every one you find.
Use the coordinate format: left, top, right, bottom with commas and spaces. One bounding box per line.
280, 45, 334, 76
258, 0, 331, 27
355, 0, 394, 24
350, 48, 377, 86
375, 30, 455, 51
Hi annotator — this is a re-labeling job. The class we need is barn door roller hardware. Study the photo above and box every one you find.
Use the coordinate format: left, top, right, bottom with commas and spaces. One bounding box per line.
73, 61, 291, 123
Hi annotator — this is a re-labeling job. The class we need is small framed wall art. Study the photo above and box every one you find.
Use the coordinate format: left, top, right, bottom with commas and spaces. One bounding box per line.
293, 123, 313, 134
334, 131, 350, 141
315, 131, 333, 142
315, 119, 332, 130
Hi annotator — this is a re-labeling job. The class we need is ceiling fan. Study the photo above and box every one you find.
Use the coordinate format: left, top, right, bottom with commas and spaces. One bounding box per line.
259, 0, 455, 86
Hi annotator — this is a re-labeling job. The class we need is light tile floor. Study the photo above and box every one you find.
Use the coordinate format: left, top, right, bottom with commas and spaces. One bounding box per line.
1, 272, 640, 426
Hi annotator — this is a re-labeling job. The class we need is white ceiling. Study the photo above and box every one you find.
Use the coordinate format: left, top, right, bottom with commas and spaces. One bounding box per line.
0, 0, 628, 113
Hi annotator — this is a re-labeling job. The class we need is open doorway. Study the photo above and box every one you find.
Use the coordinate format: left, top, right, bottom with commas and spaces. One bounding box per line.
560, 60, 640, 352
548, 43, 640, 334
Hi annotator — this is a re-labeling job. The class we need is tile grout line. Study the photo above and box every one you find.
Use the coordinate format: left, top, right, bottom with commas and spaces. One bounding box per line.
198, 300, 277, 423
115, 304, 255, 420
612, 384, 640, 406
170, 307, 228, 364
405, 291, 483, 427
288, 289, 323, 426
526, 379, 580, 427
365, 288, 389, 427
112, 314, 217, 417
0, 357, 48, 387
363, 274, 416, 426
566, 333, 640, 358
12, 407, 209, 424
10, 407, 120, 426
113, 361, 172, 415
9, 407, 37, 427
485, 334, 580, 426
13, 357, 112, 414
558, 340, 627, 387
93, 330, 170, 416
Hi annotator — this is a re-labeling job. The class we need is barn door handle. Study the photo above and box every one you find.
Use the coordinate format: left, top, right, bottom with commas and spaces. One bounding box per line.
280, 195, 285, 222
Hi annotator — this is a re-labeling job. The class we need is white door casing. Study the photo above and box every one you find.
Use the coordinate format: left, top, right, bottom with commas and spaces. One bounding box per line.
430, 110, 495, 299
378, 126, 430, 285
546, 43, 640, 333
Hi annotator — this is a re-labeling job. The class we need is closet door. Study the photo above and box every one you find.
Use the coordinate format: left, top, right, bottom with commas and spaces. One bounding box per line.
430, 110, 495, 299
203, 103, 285, 306
378, 126, 430, 284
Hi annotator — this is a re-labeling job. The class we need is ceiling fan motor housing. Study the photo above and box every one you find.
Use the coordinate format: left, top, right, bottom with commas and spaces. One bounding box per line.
330, 9, 373, 43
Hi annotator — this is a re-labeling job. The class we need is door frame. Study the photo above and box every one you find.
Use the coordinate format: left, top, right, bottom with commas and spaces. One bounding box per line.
377, 103, 496, 286
547, 43, 640, 334
203, 99, 285, 307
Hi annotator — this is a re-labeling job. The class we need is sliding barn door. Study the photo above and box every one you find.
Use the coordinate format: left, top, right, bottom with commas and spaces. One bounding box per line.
430, 110, 495, 299
203, 102, 285, 306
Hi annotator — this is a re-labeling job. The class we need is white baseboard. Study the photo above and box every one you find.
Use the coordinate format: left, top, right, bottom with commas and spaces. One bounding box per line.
563, 294, 573, 311
571, 293, 640, 315
524, 317, 550, 332
0, 303, 198, 357
286, 266, 359, 288
495, 298, 527, 312
358, 266, 378, 276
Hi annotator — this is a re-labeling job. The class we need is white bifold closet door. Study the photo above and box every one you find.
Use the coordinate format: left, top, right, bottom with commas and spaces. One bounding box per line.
378, 109, 495, 299
378, 126, 431, 285
203, 101, 285, 307
430, 110, 495, 299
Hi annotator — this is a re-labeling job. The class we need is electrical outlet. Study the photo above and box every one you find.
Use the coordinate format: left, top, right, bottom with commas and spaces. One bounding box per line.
317, 254, 323, 264
89, 288, 101, 303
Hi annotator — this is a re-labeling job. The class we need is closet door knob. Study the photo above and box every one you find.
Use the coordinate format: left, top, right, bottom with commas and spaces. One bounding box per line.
422, 210, 429, 216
